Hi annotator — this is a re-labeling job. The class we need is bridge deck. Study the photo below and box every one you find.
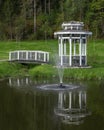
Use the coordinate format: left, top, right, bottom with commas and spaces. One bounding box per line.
9, 50, 49, 64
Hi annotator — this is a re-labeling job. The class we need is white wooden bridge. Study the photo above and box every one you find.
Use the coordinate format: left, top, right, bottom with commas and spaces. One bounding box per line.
9, 50, 49, 64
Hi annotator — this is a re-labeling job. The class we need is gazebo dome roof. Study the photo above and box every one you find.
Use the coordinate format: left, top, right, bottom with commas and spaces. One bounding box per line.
54, 21, 92, 36
54, 30, 92, 36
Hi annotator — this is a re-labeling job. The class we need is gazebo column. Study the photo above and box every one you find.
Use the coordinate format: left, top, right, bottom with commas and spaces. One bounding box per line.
60, 36, 63, 66
81, 43, 85, 55
85, 38, 87, 65
64, 39, 66, 55
74, 39, 76, 56
64, 42, 66, 55
79, 37, 82, 66
69, 37, 72, 66
58, 38, 61, 56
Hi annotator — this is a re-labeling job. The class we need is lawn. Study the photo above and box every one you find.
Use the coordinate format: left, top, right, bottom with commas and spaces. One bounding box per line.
0, 39, 104, 80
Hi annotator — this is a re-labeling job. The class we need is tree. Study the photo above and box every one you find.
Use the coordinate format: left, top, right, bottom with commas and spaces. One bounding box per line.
2, 0, 14, 39
86, 0, 104, 38
0, 0, 21, 40
0, 0, 103, 40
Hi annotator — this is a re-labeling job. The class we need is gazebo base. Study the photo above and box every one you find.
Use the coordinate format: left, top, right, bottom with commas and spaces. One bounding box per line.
56, 65, 92, 68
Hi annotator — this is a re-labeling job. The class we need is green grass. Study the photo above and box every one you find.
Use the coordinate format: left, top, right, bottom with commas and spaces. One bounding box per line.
0, 62, 28, 78
0, 40, 58, 60
87, 39, 104, 66
0, 39, 104, 80
29, 64, 57, 78
64, 67, 104, 80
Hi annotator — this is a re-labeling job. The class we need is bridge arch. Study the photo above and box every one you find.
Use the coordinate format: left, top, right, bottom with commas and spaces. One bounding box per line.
9, 50, 49, 64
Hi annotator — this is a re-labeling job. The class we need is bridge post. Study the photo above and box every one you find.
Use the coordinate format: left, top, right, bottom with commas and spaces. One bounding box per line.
35, 51, 37, 60
26, 51, 28, 60
47, 53, 49, 62
9, 52, 11, 61
17, 51, 19, 60
44, 52, 46, 62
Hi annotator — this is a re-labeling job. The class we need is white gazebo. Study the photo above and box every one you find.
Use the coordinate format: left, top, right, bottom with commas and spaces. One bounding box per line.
54, 21, 92, 67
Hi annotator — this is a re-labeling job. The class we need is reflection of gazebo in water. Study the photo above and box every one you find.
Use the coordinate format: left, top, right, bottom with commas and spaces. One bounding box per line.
54, 21, 92, 67
54, 88, 91, 125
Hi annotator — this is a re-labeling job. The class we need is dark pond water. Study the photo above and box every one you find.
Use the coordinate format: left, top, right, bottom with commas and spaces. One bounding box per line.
0, 77, 104, 130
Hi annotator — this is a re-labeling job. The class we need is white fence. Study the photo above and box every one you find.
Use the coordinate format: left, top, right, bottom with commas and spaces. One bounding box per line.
9, 50, 49, 63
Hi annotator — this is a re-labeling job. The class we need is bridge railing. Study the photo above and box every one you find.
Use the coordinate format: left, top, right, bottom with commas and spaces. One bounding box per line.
9, 50, 49, 63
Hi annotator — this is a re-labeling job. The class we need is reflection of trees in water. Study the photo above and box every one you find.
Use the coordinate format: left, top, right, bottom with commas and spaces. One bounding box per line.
0, 78, 92, 130
87, 80, 104, 118
1, 79, 104, 129
0, 79, 60, 130
0, 84, 36, 130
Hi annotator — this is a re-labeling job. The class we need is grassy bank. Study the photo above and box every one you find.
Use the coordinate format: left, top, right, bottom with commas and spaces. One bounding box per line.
29, 64, 104, 80
0, 62, 28, 78
0, 39, 104, 80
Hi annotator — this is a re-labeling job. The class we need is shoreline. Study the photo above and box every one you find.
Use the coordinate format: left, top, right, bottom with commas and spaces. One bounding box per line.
0, 62, 103, 81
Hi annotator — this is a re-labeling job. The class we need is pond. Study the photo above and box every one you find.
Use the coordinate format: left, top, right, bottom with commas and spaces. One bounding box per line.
0, 77, 104, 130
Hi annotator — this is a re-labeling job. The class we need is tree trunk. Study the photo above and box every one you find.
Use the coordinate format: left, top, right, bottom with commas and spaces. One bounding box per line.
45, 0, 47, 14
48, 0, 50, 14
34, 0, 36, 33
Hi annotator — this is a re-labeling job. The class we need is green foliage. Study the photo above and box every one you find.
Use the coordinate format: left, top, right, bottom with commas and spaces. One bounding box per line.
0, 62, 27, 78
0, 0, 103, 40
86, 0, 104, 38
29, 64, 56, 78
